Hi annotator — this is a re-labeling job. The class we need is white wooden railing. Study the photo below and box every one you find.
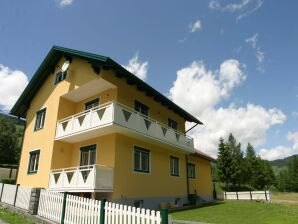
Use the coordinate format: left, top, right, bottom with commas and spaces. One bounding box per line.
0, 183, 31, 211
224, 191, 271, 201
15, 186, 32, 210
48, 164, 114, 192
55, 101, 194, 152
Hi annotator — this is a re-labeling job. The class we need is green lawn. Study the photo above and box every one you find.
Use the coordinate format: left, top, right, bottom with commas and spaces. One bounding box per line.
171, 201, 298, 224
0, 207, 35, 224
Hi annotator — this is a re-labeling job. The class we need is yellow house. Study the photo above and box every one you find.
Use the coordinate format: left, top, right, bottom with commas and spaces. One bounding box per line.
11, 46, 215, 209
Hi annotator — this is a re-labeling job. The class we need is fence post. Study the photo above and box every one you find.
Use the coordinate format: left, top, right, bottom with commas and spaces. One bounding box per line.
0, 183, 4, 202
60, 192, 68, 224
100, 199, 106, 224
224, 191, 227, 200
161, 208, 168, 224
264, 190, 267, 201
250, 191, 252, 200
236, 192, 238, 200
28, 188, 41, 215
13, 184, 20, 206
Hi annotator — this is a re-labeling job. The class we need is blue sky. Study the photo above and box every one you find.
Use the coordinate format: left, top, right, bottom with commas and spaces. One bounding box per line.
0, 0, 297, 160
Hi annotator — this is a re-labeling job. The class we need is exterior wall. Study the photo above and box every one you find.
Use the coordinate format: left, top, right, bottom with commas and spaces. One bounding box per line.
188, 155, 213, 198
113, 134, 188, 199
17, 57, 115, 188
101, 72, 186, 134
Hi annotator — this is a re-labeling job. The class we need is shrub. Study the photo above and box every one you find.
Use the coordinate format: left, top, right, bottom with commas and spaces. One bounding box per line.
0, 178, 16, 184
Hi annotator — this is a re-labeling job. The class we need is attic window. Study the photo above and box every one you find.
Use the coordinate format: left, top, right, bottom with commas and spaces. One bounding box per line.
54, 71, 67, 84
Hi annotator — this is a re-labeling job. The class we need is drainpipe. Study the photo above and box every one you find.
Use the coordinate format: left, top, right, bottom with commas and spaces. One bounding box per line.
185, 155, 190, 197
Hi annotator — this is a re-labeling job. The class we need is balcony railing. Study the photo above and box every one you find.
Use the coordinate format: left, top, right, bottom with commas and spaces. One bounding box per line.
48, 165, 113, 192
55, 101, 194, 152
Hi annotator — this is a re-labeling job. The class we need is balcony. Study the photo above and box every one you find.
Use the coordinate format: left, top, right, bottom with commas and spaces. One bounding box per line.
48, 165, 113, 192
55, 101, 194, 152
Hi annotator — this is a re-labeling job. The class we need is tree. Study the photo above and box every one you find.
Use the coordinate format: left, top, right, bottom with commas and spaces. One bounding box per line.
217, 137, 233, 190
287, 156, 298, 191
228, 134, 244, 188
245, 143, 257, 185
0, 117, 20, 164
251, 157, 275, 190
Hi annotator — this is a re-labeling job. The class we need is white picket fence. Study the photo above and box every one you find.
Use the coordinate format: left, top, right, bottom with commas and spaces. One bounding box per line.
224, 191, 271, 201
15, 186, 32, 210
37, 190, 162, 224
105, 202, 161, 224
64, 194, 102, 224
38, 190, 64, 223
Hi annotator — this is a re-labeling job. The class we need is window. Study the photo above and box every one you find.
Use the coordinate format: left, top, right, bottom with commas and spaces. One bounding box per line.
85, 98, 99, 110
168, 119, 178, 130
187, 163, 196, 179
80, 145, 96, 166
54, 71, 67, 84
134, 100, 149, 116
28, 150, 40, 174
134, 200, 144, 208
170, 156, 179, 176
134, 146, 150, 173
34, 108, 46, 131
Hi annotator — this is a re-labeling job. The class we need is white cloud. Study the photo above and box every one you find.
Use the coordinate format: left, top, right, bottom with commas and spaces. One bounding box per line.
292, 111, 298, 118
0, 65, 28, 111
169, 60, 246, 116
123, 53, 149, 81
209, 0, 264, 20
245, 33, 258, 48
169, 60, 285, 158
56, 0, 74, 7
245, 33, 265, 72
259, 132, 298, 160
209, 0, 221, 10
189, 20, 202, 33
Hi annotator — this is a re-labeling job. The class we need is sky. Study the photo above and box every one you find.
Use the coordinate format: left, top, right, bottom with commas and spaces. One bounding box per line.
0, 0, 297, 160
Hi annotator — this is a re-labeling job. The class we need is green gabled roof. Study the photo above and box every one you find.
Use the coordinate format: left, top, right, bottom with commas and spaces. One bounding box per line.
10, 46, 202, 125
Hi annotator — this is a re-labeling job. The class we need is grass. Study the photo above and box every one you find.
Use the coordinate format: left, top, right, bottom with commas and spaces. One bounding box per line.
171, 201, 298, 224
0, 207, 35, 224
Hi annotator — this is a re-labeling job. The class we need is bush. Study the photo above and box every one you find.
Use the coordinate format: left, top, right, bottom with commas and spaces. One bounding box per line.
0, 178, 16, 184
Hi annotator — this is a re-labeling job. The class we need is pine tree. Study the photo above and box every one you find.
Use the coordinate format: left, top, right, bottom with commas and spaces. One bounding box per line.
245, 143, 257, 185
217, 137, 233, 190
228, 134, 244, 189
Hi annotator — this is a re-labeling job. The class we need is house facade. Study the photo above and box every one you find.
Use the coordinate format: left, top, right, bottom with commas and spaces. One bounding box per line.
11, 46, 215, 209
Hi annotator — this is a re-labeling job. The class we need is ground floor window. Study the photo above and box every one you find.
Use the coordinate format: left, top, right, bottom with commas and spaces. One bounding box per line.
134, 200, 144, 208
28, 150, 40, 174
134, 146, 150, 173
170, 156, 179, 176
187, 163, 196, 179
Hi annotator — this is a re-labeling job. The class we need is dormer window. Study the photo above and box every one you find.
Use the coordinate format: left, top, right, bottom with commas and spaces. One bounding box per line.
54, 71, 67, 84
54, 60, 70, 85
